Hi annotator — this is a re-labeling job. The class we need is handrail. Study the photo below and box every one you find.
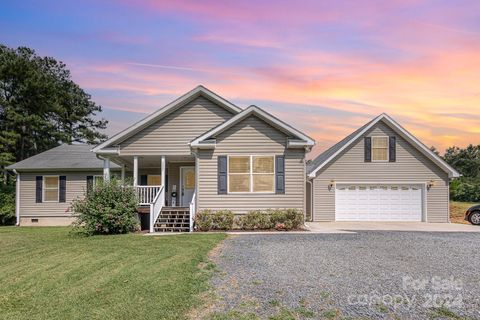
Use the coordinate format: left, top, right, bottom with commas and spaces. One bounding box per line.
136, 185, 162, 205
189, 190, 196, 232
149, 185, 165, 233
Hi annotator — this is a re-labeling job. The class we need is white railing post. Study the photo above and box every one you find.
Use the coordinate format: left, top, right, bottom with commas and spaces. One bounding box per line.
189, 190, 196, 232
150, 185, 165, 233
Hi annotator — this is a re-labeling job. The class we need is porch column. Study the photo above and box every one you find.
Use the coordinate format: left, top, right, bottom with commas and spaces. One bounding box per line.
103, 158, 111, 181
121, 165, 125, 183
161, 156, 166, 186
133, 156, 139, 186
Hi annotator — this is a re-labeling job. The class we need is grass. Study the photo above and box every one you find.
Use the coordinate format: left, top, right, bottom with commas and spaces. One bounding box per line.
0, 227, 225, 320
450, 201, 476, 224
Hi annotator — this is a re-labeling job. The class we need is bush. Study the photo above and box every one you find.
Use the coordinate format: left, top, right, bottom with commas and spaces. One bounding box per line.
0, 184, 15, 225
238, 210, 273, 230
194, 209, 234, 231
212, 210, 234, 230
450, 178, 480, 202
269, 208, 304, 230
238, 209, 304, 230
194, 209, 214, 231
71, 178, 139, 235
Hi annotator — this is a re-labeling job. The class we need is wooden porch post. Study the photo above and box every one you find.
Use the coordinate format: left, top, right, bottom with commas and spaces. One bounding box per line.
133, 156, 139, 186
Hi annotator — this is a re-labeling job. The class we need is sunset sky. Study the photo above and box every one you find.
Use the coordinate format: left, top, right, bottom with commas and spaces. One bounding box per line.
2, 0, 479, 157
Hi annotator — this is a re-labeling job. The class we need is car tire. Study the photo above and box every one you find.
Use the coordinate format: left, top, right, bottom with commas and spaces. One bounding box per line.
469, 211, 480, 225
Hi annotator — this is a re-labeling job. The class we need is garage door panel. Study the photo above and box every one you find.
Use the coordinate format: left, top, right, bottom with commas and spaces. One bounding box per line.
335, 184, 423, 221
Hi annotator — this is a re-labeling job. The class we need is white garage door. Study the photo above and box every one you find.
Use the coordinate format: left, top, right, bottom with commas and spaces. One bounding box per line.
335, 184, 423, 221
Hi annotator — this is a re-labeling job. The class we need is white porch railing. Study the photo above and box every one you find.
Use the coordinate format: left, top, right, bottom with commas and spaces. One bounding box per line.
136, 185, 162, 205
149, 185, 165, 233
189, 190, 196, 232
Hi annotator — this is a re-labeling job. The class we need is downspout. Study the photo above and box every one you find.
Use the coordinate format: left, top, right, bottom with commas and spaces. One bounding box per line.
306, 179, 313, 222
13, 169, 20, 226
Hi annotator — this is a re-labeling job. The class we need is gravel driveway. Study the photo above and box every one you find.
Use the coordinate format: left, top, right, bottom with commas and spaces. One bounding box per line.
207, 232, 480, 319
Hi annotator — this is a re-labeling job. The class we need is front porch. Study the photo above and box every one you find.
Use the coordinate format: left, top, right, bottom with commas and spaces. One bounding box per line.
102, 154, 197, 232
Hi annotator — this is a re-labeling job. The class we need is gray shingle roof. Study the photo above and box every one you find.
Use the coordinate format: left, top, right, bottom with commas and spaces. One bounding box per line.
6, 144, 120, 171
306, 118, 376, 174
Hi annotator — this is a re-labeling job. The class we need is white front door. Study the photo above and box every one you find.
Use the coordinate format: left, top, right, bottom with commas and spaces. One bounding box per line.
180, 167, 195, 206
335, 184, 423, 221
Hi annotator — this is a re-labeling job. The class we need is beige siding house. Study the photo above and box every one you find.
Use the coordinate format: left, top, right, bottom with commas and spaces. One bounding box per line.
8, 86, 459, 231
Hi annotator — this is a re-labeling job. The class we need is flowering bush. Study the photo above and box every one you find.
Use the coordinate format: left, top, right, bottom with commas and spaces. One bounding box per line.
71, 178, 139, 235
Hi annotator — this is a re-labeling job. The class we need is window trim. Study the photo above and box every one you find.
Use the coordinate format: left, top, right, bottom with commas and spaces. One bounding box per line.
42, 175, 60, 202
371, 136, 389, 162
227, 155, 276, 194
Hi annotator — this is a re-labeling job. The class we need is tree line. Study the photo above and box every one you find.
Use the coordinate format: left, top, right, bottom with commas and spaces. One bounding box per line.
0, 44, 107, 183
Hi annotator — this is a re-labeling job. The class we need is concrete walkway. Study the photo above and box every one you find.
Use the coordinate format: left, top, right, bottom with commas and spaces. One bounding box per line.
306, 221, 480, 233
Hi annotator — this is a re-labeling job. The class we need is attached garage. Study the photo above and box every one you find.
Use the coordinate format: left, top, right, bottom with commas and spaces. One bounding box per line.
335, 184, 424, 221
306, 114, 460, 223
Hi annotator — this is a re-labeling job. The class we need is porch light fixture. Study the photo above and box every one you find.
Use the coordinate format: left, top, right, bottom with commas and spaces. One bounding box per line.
427, 180, 435, 190
328, 180, 335, 191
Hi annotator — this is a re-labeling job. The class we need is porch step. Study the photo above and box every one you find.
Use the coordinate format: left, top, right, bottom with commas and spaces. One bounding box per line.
154, 206, 190, 232
136, 206, 150, 214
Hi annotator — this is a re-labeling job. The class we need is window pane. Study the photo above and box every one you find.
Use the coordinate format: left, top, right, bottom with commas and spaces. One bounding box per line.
229, 156, 250, 173
372, 137, 388, 148
44, 176, 58, 188
229, 174, 250, 192
253, 174, 274, 192
184, 170, 195, 189
372, 148, 388, 161
44, 189, 58, 201
253, 156, 274, 173
147, 175, 161, 186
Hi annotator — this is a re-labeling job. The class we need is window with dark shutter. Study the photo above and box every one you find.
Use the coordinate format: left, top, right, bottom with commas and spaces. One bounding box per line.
86, 176, 94, 194
364, 137, 372, 162
59, 176, 67, 202
218, 156, 227, 194
36, 176, 43, 203
389, 136, 396, 162
275, 155, 285, 194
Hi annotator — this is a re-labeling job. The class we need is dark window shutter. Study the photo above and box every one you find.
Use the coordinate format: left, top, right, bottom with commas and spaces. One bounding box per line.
140, 175, 147, 185
389, 136, 396, 162
59, 176, 67, 202
218, 156, 227, 194
275, 155, 285, 194
86, 176, 94, 194
36, 176, 43, 203
364, 137, 372, 162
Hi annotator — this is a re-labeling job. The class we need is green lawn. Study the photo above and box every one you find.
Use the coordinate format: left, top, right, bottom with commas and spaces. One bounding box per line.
450, 201, 476, 224
0, 227, 225, 320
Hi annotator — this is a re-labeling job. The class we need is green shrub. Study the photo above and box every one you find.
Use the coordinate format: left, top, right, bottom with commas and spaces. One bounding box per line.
194, 209, 214, 231
450, 178, 480, 202
238, 209, 304, 230
0, 184, 15, 225
71, 178, 139, 235
269, 208, 304, 230
212, 210, 234, 230
238, 210, 273, 230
